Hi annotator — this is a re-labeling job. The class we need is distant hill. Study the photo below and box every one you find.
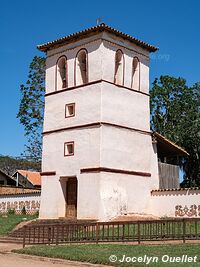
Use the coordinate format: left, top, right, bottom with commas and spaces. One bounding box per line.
0, 155, 41, 176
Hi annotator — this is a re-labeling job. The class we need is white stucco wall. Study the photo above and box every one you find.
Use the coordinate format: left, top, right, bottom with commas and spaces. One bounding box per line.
77, 173, 101, 220
44, 81, 150, 133
101, 82, 150, 131
40, 123, 159, 220
0, 193, 40, 214
149, 189, 200, 218
43, 83, 101, 132
39, 176, 59, 218
40, 29, 159, 220
45, 32, 149, 95
42, 128, 101, 176
40, 127, 101, 219
150, 143, 159, 190
97, 172, 153, 221
45, 37, 102, 94
100, 125, 152, 172
72, 171, 155, 222
101, 37, 149, 94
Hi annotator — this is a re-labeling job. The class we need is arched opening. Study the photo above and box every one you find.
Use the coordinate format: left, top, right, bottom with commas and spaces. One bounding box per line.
56, 56, 68, 90
114, 49, 124, 85
131, 57, 140, 90
75, 49, 88, 86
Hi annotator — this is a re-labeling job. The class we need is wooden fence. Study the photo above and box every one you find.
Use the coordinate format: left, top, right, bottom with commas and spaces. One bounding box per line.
22, 218, 200, 247
158, 162, 179, 189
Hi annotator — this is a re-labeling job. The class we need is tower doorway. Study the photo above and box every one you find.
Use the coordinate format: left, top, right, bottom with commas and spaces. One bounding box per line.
65, 178, 77, 218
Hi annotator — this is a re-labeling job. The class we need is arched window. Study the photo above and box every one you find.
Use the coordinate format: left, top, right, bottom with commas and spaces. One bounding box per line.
56, 56, 68, 90
75, 49, 88, 86
131, 57, 140, 90
114, 49, 124, 85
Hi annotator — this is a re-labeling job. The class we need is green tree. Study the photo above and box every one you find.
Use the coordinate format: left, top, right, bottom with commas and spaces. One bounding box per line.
17, 56, 45, 162
0, 155, 41, 175
150, 75, 200, 186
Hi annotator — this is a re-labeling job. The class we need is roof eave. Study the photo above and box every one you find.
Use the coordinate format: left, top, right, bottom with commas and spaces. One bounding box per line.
153, 132, 189, 157
37, 23, 158, 53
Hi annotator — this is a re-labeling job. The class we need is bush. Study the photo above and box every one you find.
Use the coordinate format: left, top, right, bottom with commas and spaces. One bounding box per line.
21, 206, 26, 215
35, 210, 39, 217
7, 208, 15, 215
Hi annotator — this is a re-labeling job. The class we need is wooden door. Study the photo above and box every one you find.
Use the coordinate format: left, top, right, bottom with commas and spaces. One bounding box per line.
66, 178, 77, 218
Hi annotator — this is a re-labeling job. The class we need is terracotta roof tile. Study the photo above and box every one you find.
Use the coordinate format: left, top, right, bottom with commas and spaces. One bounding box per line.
0, 191, 41, 196
37, 23, 158, 53
17, 170, 41, 186
151, 187, 200, 193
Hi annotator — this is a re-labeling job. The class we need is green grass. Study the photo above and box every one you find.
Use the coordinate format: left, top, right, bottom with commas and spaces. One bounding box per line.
0, 214, 38, 236
62, 222, 200, 242
99, 222, 200, 237
14, 243, 200, 267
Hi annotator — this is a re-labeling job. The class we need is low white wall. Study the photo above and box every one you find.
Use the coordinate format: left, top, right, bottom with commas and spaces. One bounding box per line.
0, 193, 41, 214
150, 189, 200, 218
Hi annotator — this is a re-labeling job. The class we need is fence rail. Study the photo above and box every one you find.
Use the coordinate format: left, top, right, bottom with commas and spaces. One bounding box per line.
22, 218, 200, 247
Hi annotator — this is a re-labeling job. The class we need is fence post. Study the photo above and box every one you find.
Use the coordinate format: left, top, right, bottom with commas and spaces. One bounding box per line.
195, 220, 198, 239
55, 225, 59, 245
96, 223, 99, 244
183, 219, 186, 243
48, 226, 51, 245
138, 221, 141, 244
23, 226, 26, 248
122, 223, 125, 242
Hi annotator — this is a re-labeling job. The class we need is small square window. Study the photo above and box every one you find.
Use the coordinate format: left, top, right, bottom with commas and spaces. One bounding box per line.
64, 142, 74, 157
65, 103, 75, 118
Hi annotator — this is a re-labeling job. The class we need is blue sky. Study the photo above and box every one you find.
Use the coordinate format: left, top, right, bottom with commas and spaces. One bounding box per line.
0, 0, 200, 157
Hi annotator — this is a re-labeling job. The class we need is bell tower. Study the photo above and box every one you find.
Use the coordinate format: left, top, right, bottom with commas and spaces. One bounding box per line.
38, 24, 159, 220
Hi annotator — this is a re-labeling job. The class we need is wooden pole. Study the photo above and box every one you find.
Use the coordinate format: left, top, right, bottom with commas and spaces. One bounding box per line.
96, 223, 99, 244
138, 221, 141, 244
23, 226, 26, 248
183, 219, 186, 243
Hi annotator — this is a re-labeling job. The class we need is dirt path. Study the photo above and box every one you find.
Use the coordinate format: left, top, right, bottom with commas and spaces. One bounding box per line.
0, 242, 22, 253
0, 253, 110, 267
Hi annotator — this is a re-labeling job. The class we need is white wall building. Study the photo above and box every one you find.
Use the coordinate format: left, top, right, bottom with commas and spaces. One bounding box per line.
38, 24, 196, 221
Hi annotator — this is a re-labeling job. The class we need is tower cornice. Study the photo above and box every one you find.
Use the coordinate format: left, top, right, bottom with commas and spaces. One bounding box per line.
42, 122, 151, 136
45, 79, 150, 97
37, 23, 158, 53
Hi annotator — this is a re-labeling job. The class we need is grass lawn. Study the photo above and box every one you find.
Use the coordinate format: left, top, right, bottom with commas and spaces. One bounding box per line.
93, 221, 200, 240
0, 214, 38, 236
14, 243, 200, 267
47, 221, 200, 243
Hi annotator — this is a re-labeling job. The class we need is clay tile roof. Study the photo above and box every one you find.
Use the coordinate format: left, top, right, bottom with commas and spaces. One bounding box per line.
17, 170, 41, 186
151, 187, 200, 193
153, 132, 189, 157
0, 191, 41, 196
37, 23, 158, 53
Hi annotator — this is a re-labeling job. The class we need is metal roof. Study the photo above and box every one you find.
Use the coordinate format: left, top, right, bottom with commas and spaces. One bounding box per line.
37, 23, 158, 52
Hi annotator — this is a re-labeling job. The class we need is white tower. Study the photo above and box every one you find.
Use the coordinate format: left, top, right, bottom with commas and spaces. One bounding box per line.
38, 24, 159, 221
